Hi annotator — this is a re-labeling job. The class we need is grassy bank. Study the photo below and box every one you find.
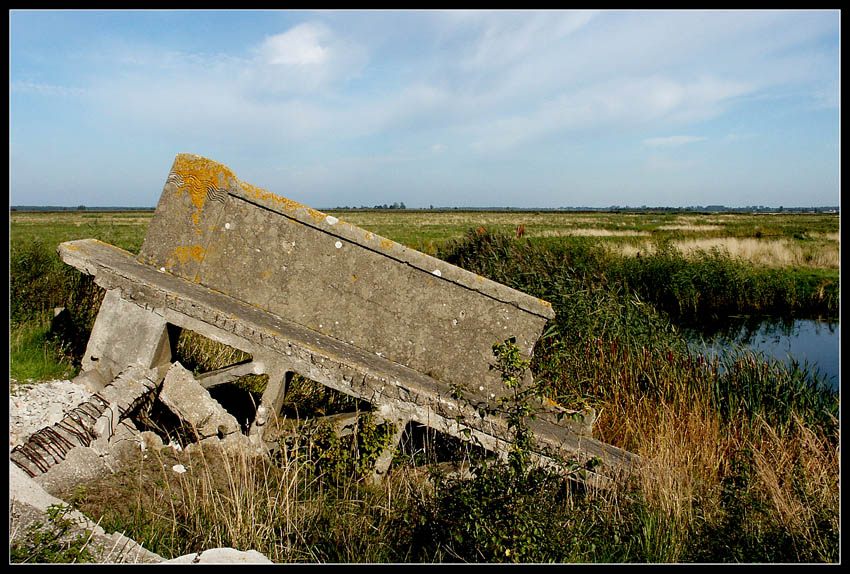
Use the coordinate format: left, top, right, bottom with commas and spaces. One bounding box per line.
9, 212, 840, 563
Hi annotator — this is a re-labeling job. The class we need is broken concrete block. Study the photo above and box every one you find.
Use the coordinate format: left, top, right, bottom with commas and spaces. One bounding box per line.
10, 365, 161, 482
72, 368, 109, 394
137, 431, 164, 452
158, 363, 241, 440
32, 446, 112, 496
164, 547, 273, 564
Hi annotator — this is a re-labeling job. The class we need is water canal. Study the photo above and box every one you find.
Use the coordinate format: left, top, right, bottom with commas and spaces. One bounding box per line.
683, 317, 840, 391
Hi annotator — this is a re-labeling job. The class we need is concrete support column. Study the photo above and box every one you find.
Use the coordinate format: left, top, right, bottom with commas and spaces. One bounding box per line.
368, 417, 408, 484
78, 289, 175, 383
248, 363, 293, 441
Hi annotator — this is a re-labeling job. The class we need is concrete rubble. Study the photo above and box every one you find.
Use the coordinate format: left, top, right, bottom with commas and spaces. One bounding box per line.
164, 548, 274, 564
9, 362, 273, 564
158, 362, 242, 441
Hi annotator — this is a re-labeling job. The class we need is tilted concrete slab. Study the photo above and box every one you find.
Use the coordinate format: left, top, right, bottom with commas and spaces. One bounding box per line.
58, 237, 635, 475
57, 153, 637, 477
136, 153, 554, 398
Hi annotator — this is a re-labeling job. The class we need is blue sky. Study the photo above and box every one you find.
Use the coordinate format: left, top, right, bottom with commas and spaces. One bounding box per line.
10, 9, 840, 208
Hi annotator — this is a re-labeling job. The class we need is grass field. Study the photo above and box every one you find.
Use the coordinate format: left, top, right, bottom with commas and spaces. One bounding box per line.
9, 208, 840, 267
8, 208, 840, 563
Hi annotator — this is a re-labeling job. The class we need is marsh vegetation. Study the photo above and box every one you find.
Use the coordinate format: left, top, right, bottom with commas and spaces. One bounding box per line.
9, 208, 839, 563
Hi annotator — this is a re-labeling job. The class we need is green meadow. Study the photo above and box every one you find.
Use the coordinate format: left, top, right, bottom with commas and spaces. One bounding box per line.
9, 208, 839, 563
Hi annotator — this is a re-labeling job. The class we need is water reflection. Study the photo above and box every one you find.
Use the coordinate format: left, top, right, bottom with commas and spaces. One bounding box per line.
683, 317, 840, 390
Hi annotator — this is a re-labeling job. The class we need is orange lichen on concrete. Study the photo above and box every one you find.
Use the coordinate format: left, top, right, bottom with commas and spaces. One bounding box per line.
239, 180, 295, 211
237, 180, 330, 224
192, 209, 205, 231
542, 396, 566, 410
172, 154, 234, 209
381, 239, 394, 250
169, 245, 206, 265
93, 240, 133, 256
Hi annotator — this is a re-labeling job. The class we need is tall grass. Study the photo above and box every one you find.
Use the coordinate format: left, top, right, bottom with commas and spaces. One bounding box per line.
606, 241, 838, 325
9, 311, 78, 382
433, 231, 839, 562
613, 236, 839, 270
74, 425, 421, 562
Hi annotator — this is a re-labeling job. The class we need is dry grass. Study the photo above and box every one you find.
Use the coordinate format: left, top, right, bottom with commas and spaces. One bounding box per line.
812, 231, 840, 242
534, 228, 651, 238
655, 224, 723, 232
598, 383, 839, 562
748, 415, 840, 561
74, 429, 420, 563
611, 237, 840, 269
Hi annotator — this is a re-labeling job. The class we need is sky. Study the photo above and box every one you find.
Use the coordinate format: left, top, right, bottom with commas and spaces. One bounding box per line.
9, 9, 841, 209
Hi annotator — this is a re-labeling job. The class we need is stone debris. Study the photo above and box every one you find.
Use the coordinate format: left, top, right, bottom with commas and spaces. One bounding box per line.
9, 365, 273, 564
9, 378, 91, 450
164, 548, 274, 564
158, 362, 241, 441
9, 365, 161, 482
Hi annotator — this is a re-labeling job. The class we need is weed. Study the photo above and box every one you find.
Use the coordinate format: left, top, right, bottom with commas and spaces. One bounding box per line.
410, 339, 585, 563
10, 504, 97, 563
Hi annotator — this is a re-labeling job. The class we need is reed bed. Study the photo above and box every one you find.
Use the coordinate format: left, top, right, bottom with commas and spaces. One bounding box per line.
534, 228, 652, 238
613, 237, 840, 269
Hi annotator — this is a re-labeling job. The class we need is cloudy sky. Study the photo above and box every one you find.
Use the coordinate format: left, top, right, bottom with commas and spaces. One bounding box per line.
10, 9, 840, 208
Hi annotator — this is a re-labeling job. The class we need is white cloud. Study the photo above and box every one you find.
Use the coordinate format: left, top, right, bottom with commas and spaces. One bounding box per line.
643, 135, 707, 147
455, 10, 596, 72
463, 74, 749, 154
243, 21, 369, 97
11, 80, 87, 97
256, 22, 331, 66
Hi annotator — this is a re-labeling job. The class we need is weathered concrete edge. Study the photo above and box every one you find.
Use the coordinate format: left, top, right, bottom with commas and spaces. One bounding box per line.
10, 463, 166, 563
227, 171, 556, 321
58, 239, 638, 473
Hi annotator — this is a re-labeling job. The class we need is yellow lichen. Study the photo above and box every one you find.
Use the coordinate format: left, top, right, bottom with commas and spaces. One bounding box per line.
171, 154, 234, 209
170, 245, 206, 264
238, 180, 316, 217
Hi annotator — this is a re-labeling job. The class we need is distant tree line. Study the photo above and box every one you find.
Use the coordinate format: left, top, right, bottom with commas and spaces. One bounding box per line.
334, 201, 407, 210
10, 205, 155, 212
